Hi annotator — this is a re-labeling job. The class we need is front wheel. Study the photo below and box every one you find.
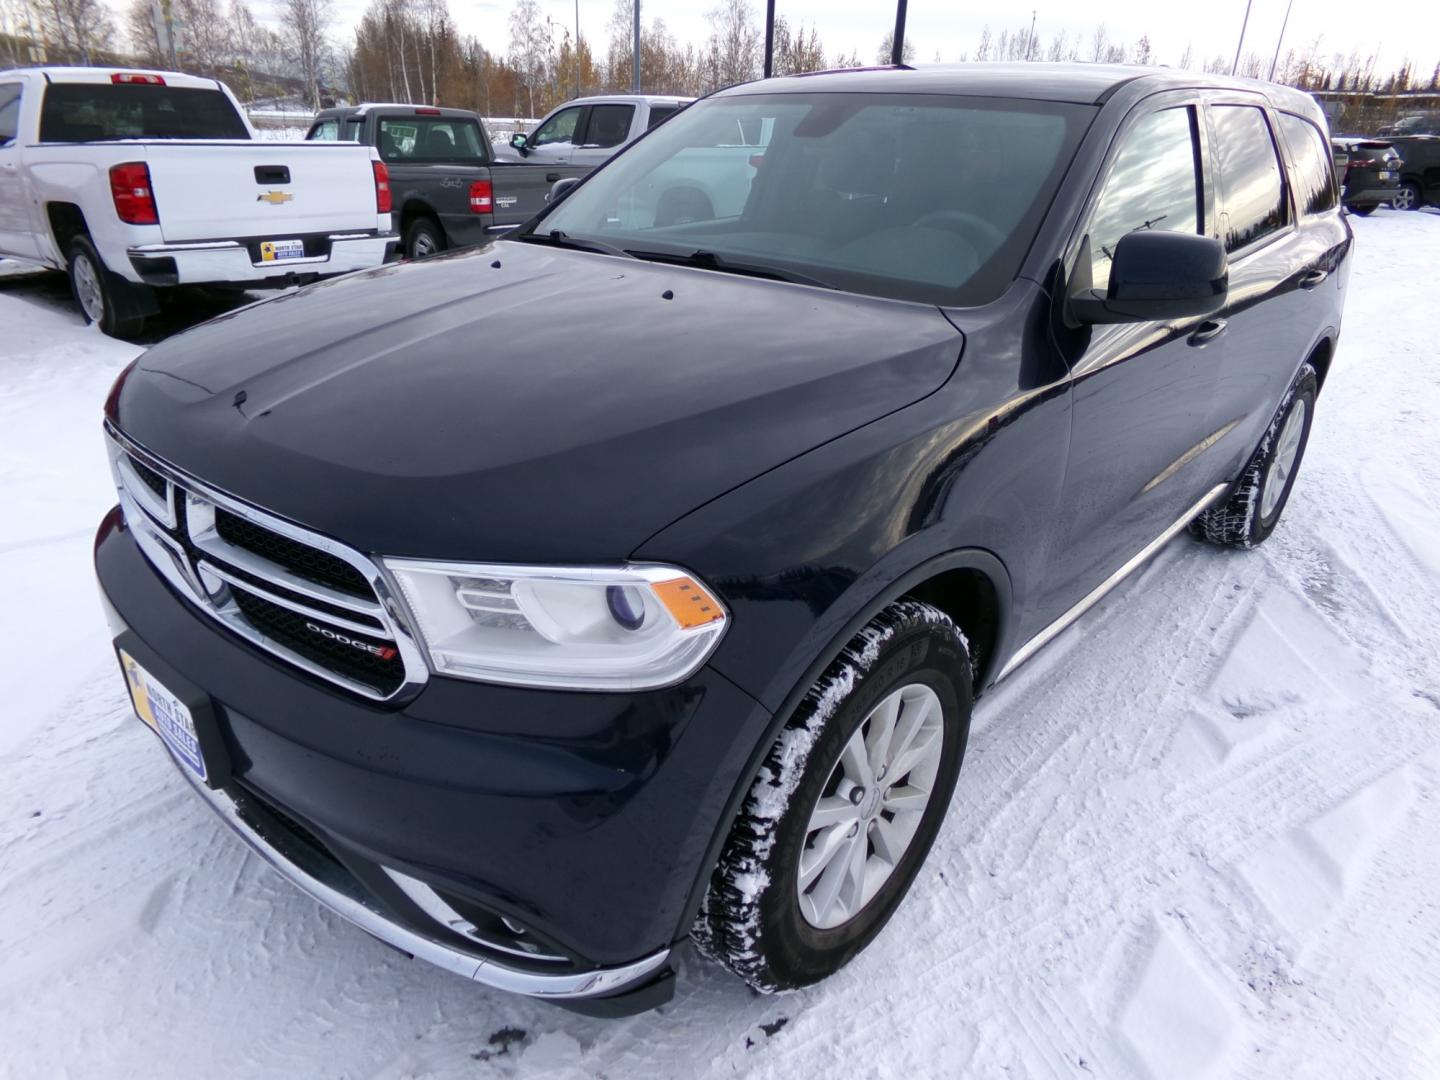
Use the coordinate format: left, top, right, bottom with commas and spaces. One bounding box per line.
67, 236, 146, 338
1391, 182, 1422, 211
1191, 364, 1317, 548
693, 600, 972, 993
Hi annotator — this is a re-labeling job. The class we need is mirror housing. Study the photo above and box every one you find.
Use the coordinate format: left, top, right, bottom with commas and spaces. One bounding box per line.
546, 176, 581, 205
509, 132, 529, 154
1071, 231, 1228, 325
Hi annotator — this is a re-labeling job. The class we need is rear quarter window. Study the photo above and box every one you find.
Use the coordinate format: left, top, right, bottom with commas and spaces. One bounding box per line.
0, 83, 20, 145
1277, 113, 1337, 215
1212, 105, 1287, 252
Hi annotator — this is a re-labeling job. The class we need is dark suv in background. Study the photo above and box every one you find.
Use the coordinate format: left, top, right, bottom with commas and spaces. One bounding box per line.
97, 65, 1349, 1015
1387, 135, 1440, 211
1331, 137, 1403, 214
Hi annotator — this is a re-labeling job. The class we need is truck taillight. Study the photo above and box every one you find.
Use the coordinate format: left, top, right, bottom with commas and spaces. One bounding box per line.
109, 162, 158, 225
469, 180, 493, 214
373, 161, 392, 214
111, 72, 165, 85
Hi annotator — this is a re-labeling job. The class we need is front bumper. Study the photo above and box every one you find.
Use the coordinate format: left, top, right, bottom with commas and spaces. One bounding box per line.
95, 508, 772, 1010
125, 232, 397, 286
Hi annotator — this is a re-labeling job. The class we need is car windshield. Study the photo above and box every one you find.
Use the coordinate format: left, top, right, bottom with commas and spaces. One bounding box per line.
532, 91, 1093, 306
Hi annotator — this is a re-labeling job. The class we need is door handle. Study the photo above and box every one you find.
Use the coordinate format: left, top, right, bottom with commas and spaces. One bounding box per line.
1188, 319, 1227, 347
1299, 268, 1329, 289
546, 172, 561, 182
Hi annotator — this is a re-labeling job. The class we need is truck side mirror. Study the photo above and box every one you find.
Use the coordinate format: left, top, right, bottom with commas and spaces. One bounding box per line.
1071, 231, 1228, 325
510, 132, 529, 154
546, 177, 581, 205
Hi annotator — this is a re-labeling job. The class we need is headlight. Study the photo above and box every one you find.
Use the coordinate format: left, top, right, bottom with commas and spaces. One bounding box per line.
383, 559, 728, 690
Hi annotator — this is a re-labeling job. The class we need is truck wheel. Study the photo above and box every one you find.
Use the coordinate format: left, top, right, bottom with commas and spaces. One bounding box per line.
404, 217, 446, 260
67, 236, 145, 338
1391, 182, 1421, 211
693, 600, 971, 993
1191, 364, 1317, 548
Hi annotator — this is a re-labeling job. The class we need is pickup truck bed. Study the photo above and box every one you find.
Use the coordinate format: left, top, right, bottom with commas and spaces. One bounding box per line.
0, 67, 395, 337
307, 104, 588, 259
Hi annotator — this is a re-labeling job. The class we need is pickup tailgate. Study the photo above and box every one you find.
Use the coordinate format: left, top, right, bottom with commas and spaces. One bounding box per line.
143, 142, 379, 242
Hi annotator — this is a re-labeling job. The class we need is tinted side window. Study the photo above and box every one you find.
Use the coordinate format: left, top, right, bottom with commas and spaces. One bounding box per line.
308, 118, 339, 141
1213, 105, 1287, 252
1277, 113, 1336, 215
646, 104, 679, 130
343, 118, 362, 141
584, 104, 634, 147
0, 83, 20, 145
532, 107, 582, 147
1088, 107, 1201, 290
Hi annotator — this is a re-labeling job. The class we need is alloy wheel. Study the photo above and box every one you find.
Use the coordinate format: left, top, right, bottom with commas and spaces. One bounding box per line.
797, 683, 945, 930
1392, 186, 1417, 211
73, 254, 105, 324
1261, 397, 1306, 519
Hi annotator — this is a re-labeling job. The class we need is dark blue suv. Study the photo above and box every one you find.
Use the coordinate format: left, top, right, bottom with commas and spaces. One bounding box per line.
95, 64, 1350, 1014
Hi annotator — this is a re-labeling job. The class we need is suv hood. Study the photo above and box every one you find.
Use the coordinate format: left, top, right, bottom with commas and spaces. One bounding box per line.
114, 242, 962, 562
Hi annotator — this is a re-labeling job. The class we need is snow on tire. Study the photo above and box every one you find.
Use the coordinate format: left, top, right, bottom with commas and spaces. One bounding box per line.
1191, 362, 1318, 548
693, 599, 972, 993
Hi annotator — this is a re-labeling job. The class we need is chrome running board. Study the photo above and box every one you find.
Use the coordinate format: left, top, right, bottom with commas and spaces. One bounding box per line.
995, 483, 1229, 682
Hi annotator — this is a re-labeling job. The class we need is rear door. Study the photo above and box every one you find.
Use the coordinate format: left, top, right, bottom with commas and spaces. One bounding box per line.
144, 142, 379, 242
1202, 98, 1333, 481
1043, 95, 1229, 620
571, 102, 636, 166
0, 80, 40, 259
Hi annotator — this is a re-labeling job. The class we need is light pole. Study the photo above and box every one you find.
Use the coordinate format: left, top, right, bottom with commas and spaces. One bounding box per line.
1267, 0, 1295, 81
1231, 0, 1253, 76
763, 0, 776, 78
632, 0, 640, 93
890, 0, 908, 65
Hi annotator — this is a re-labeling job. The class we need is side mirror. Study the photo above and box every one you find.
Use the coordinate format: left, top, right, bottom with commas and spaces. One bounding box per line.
510, 132, 529, 154
1071, 231, 1228, 325
546, 176, 581, 205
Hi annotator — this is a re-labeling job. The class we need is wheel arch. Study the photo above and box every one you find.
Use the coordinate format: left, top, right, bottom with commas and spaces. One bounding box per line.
674, 546, 1012, 944
45, 202, 90, 262
398, 199, 443, 237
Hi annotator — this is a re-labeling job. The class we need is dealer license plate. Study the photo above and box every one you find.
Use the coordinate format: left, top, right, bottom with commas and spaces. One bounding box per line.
1378, 170, 1392, 180
259, 238, 306, 263
120, 649, 207, 781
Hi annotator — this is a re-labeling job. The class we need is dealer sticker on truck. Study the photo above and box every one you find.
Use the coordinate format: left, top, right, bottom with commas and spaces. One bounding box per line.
260, 239, 306, 262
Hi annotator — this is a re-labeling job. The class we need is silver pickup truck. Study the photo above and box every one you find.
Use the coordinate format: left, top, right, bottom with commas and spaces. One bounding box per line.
495, 95, 692, 168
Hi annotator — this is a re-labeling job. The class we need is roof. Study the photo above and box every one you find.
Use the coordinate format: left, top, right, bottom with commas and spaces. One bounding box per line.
719, 62, 1318, 110
550, 95, 694, 107
0, 66, 220, 91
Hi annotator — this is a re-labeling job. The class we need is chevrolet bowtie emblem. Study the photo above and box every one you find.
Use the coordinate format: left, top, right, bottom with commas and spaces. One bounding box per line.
257, 190, 293, 205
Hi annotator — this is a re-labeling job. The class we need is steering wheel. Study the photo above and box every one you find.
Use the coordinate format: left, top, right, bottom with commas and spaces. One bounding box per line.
910, 209, 1008, 253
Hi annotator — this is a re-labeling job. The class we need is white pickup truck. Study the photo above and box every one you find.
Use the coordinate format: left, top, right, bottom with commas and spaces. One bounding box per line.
0, 67, 396, 336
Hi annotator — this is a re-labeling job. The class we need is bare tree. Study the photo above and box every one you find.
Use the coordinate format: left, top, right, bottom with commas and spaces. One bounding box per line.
707, 0, 760, 88
1178, 42, 1195, 71
877, 29, 916, 65
282, 0, 330, 110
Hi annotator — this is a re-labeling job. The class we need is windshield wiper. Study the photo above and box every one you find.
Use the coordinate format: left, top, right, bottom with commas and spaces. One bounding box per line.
514, 230, 634, 259
624, 248, 835, 290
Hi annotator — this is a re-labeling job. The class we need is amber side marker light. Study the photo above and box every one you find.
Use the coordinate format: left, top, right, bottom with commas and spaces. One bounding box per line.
652, 577, 726, 629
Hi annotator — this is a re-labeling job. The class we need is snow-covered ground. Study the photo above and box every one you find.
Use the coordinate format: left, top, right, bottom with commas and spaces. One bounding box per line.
2, 210, 1439, 1079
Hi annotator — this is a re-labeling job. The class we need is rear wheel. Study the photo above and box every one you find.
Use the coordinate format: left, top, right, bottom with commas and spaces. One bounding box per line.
693, 600, 971, 993
404, 217, 446, 260
67, 236, 146, 338
1391, 182, 1421, 211
1191, 364, 1317, 548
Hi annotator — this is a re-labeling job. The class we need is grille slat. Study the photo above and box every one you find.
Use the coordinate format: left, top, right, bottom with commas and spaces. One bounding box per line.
108, 431, 423, 702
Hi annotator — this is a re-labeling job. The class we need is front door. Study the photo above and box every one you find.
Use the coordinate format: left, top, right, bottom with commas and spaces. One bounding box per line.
1041, 98, 1232, 621
523, 105, 586, 166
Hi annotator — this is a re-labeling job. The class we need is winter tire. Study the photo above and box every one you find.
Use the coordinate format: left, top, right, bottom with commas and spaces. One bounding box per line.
1391, 182, 1421, 211
404, 217, 446, 260
1191, 363, 1317, 548
693, 599, 972, 993
67, 236, 145, 338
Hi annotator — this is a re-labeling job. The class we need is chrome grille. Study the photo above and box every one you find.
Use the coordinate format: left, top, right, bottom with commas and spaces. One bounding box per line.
105, 424, 427, 702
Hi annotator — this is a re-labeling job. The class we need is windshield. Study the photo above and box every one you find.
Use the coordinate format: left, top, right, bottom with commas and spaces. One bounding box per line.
39, 84, 250, 142
534, 92, 1093, 306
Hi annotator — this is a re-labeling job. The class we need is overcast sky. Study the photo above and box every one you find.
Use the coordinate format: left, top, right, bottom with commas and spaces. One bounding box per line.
219, 0, 1440, 78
